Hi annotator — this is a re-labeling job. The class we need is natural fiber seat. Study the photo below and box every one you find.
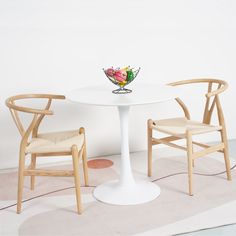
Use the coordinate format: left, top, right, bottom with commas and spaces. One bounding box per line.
5, 94, 89, 214
147, 79, 232, 196
26, 130, 84, 154
153, 117, 222, 137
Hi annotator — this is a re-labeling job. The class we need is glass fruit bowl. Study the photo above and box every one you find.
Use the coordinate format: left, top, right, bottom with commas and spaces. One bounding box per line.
103, 66, 140, 94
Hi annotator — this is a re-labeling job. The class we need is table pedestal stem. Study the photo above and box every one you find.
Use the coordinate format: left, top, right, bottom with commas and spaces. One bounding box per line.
118, 106, 135, 187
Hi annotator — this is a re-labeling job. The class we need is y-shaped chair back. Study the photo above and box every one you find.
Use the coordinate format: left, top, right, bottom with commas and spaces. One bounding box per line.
169, 78, 228, 127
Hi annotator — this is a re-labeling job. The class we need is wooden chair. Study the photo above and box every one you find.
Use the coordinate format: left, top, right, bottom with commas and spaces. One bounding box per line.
5, 94, 89, 214
147, 79, 232, 195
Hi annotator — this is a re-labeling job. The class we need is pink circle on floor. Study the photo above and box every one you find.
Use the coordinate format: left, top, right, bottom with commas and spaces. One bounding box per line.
87, 159, 114, 169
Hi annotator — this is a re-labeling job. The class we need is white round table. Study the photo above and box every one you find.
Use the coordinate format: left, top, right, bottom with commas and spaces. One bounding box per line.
67, 84, 178, 205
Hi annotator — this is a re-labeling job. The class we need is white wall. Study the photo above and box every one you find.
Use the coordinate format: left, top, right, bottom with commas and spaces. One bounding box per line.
0, 0, 236, 169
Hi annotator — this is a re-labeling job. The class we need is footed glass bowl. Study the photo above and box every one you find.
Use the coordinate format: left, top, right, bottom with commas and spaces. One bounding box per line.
103, 66, 140, 94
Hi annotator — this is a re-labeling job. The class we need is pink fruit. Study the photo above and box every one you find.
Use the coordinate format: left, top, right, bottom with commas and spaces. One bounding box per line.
106, 68, 115, 76
113, 74, 125, 82
113, 70, 126, 82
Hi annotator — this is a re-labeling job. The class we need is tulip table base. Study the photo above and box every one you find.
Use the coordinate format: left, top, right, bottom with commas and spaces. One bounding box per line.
94, 180, 160, 205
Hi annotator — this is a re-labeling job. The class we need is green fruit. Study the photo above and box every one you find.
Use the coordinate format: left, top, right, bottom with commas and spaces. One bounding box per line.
126, 70, 134, 82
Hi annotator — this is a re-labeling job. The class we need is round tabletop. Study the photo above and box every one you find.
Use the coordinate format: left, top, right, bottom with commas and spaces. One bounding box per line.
66, 84, 178, 107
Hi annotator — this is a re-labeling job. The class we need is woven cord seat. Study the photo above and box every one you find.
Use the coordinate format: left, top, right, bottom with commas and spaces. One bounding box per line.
152, 117, 222, 137
26, 130, 84, 154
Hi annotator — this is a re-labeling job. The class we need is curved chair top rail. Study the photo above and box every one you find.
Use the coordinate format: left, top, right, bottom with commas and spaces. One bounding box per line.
168, 78, 228, 98
5, 94, 65, 115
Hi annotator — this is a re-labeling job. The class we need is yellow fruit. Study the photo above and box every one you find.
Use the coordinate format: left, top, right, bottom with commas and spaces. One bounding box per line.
121, 66, 129, 71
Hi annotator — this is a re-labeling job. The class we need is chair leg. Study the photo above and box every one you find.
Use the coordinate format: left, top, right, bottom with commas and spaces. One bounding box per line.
17, 150, 25, 214
147, 119, 153, 177
186, 132, 193, 196
72, 145, 82, 214
79, 127, 89, 186
30, 154, 36, 190
220, 129, 232, 181
82, 145, 89, 187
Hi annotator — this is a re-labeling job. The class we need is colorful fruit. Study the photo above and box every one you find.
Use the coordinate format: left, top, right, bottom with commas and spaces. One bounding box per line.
126, 70, 134, 82
106, 68, 115, 76
121, 66, 129, 72
113, 70, 126, 82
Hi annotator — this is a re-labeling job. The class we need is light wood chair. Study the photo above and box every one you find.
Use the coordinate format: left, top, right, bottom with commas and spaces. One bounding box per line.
147, 79, 232, 195
5, 94, 89, 214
